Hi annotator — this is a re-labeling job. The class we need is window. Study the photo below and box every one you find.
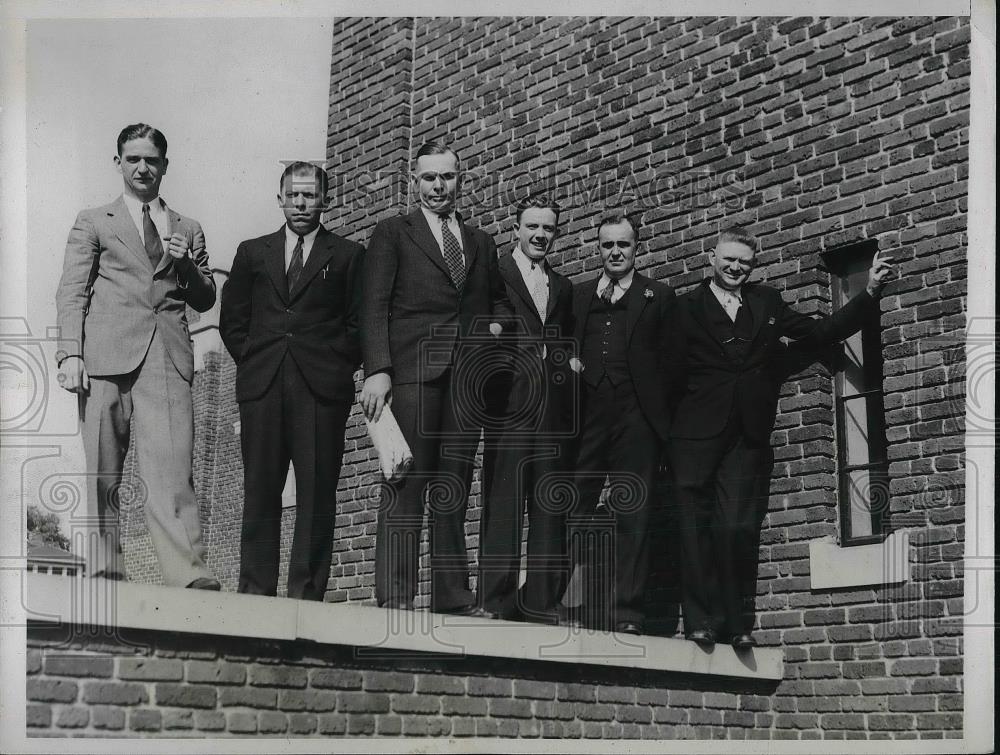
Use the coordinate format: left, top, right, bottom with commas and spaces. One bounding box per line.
823, 241, 889, 546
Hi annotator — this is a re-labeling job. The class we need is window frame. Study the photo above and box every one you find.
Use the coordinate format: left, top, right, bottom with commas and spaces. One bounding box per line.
822, 240, 890, 547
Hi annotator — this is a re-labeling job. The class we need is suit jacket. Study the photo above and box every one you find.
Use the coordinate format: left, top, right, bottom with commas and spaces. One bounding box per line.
670, 279, 878, 444
219, 225, 363, 403
572, 271, 677, 442
489, 251, 574, 431
55, 195, 215, 382
361, 209, 514, 385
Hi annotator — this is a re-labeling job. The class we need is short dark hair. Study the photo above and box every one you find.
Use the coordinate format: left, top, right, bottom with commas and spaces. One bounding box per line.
514, 195, 561, 224
597, 211, 640, 243
716, 226, 758, 252
279, 161, 329, 197
117, 123, 167, 157
414, 140, 460, 167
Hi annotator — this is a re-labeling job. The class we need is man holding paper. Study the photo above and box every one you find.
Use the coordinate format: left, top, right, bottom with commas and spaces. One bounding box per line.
220, 161, 363, 601
55, 124, 219, 589
359, 140, 514, 615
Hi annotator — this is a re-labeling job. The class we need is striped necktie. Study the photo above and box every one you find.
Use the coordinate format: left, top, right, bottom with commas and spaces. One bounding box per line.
287, 234, 304, 291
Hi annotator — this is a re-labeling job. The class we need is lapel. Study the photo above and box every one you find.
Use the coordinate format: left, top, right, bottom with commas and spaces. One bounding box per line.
744, 283, 767, 343
263, 227, 289, 303
572, 276, 600, 344
457, 212, 479, 277
289, 227, 337, 301
499, 252, 541, 324
545, 266, 564, 323
404, 209, 454, 283
152, 207, 181, 277
624, 273, 650, 345
107, 196, 153, 271
689, 280, 728, 350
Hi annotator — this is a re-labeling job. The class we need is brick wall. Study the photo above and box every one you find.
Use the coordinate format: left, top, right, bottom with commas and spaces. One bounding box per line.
111, 15, 969, 738
27, 625, 966, 739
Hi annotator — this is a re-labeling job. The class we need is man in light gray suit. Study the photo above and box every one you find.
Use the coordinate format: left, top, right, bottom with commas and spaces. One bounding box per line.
55, 123, 219, 589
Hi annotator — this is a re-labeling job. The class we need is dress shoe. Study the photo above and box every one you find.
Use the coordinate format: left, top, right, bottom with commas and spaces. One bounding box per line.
438, 605, 495, 619
614, 621, 643, 636
685, 628, 716, 646
186, 577, 221, 591
731, 633, 757, 649
92, 570, 126, 581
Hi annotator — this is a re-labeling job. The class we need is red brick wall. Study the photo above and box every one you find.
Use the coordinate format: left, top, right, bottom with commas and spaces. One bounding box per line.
113, 15, 969, 738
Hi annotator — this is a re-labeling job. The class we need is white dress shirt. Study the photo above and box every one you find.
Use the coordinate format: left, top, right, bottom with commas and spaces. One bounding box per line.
596, 269, 635, 304
512, 245, 549, 319
420, 206, 465, 265
284, 225, 320, 272
709, 279, 743, 322
123, 193, 170, 244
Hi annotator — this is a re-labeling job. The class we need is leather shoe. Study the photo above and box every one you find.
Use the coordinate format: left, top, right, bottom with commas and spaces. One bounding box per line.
732, 633, 757, 649
186, 577, 221, 590
438, 605, 495, 619
614, 621, 643, 636
685, 629, 716, 646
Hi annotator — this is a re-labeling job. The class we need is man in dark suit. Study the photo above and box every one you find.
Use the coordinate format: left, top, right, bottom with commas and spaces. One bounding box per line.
479, 196, 575, 622
359, 141, 514, 615
55, 123, 219, 589
220, 161, 362, 601
669, 226, 896, 648
568, 213, 676, 635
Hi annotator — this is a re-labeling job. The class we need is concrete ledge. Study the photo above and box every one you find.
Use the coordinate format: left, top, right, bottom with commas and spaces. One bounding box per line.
809, 531, 910, 590
26, 573, 783, 681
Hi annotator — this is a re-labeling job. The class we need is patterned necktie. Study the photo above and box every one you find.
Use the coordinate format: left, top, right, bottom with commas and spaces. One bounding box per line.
599, 281, 615, 305
529, 263, 549, 321
440, 216, 466, 290
141, 204, 164, 269
287, 234, 304, 291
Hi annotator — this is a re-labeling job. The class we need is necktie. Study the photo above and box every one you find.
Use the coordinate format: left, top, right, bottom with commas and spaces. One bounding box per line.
141, 204, 164, 269
600, 281, 615, 305
529, 263, 549, 321
727, 293, 742, 322
440, 217, 466, 290
287, 234, 304, 291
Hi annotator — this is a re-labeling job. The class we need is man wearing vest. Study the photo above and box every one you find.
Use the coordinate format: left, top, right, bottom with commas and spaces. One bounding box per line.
479, 195, 575, 622
220, 161, 363, 600
568, 213, 676, 635
669, 226, 896, 649
54, 123, 219, 589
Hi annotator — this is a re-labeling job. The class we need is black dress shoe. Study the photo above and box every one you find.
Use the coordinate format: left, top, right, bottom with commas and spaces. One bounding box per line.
731, 633, 757, 649
685, 629, 716, 646
186, 577, 221, 590
614, 621, 643, 636
438, 605, 495, 618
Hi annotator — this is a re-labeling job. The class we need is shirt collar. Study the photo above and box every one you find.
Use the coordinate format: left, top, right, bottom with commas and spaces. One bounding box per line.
512, 245, 546, 273
123, 193, 165, 214
285, 223, 320, 247
709, 279, 742, 302
598, 269, 635, 294
421, 205, 456, 228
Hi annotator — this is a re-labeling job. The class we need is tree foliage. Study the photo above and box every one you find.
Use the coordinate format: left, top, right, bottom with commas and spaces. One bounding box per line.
26, 505, 70, 551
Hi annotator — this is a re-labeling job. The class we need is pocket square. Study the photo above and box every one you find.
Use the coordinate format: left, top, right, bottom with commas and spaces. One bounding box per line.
768, 317, 776, 325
